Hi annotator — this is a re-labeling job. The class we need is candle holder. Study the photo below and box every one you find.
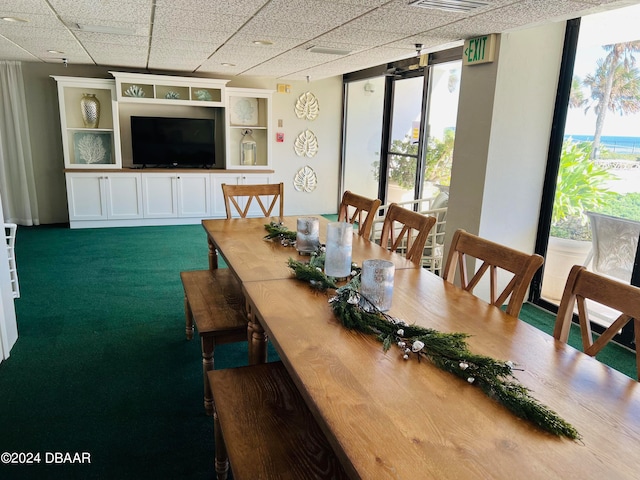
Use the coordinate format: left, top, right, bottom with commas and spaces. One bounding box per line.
296, 217, 320, 255
360, 259, 395, 311
324, 222, 353, 279
240, 129, 257, 165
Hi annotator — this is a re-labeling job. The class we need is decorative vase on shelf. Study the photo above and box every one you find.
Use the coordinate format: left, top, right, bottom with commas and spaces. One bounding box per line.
240, 129, 257, 165
80, 93, 100, 128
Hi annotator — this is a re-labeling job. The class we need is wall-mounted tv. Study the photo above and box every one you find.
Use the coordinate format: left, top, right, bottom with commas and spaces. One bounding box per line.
130, 116, 215, 168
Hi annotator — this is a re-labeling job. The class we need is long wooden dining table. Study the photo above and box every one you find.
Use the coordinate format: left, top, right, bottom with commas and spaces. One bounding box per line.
203, 216, 640, 479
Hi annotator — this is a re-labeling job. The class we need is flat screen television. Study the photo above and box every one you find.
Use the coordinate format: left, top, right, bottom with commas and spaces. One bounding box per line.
130, 116, 215, 168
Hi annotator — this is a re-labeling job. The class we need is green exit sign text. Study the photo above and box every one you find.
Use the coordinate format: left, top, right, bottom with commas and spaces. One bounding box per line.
463, 34, 497, 66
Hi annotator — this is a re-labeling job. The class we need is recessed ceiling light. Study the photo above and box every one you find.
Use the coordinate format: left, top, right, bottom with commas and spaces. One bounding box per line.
253, 40, 273, 46
48, 50, 65, 54
221, 63, 236, 67
1, 16, 29, 23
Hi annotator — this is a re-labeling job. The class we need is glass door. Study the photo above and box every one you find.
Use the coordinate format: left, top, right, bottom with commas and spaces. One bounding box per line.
385, 75, 426, 204
421, 61, 460, 199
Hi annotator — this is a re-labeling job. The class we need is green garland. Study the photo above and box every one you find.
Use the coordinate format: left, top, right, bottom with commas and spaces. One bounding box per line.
264, 222, 297, 243
287, 260, 581, 440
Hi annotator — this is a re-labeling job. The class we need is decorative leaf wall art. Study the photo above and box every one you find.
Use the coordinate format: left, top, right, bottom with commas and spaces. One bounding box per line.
294, 92, 319, 120
293, 166, 318, 192
294, 129, 318, 158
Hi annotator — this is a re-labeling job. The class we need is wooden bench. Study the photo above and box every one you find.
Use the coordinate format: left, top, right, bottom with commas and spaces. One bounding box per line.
180, 269, 248, 415
208, 361, 350, 480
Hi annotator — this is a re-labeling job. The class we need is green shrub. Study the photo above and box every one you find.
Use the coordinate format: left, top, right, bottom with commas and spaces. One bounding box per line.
551, 141, 617, 239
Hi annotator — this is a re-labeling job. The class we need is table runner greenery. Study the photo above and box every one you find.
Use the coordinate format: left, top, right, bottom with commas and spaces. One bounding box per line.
265, 223, 580, 439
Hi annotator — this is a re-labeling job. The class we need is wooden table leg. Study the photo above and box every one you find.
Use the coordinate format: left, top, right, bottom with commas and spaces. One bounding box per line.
247, 309, 268, 365
201, 336, 214, 416
213, 411, 229, 480
208, 237, 219, 270
184, 295, 194, 340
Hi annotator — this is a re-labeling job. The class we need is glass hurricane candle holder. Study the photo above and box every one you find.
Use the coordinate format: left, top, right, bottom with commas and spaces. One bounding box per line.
360, 259, 395, 311
324, 222, 353, 278
296, 217, 320, 255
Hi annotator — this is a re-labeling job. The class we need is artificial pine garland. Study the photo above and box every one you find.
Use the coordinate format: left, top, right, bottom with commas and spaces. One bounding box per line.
286, 257, 581, 440
264, 221, 297, 242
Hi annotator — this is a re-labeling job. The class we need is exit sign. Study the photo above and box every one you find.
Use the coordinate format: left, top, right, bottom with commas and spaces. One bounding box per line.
463, 34, 497, 65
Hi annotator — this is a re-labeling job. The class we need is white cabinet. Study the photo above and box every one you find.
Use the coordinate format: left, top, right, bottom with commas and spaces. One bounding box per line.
52, 76, 122, 169
211, 173, 273, 217
225, 88, 273, 169
142, 173, 211, 219
66, 173, 142, 223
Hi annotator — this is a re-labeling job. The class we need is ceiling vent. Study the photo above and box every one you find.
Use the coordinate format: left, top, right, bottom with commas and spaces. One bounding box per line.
75, 23, 137, 35
409, 0, 490, 13
307, 46, 352, 56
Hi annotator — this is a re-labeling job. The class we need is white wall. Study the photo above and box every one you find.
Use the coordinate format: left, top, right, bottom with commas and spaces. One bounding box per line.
269, 77, 343, 215
446, 22, 566, 301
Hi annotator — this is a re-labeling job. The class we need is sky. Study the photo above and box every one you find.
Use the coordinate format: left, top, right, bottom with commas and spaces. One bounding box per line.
564, 3, 640, 138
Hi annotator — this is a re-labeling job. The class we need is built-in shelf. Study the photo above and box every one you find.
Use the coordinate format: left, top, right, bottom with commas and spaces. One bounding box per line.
110, 72, 228, 108
52, 76, 122, 169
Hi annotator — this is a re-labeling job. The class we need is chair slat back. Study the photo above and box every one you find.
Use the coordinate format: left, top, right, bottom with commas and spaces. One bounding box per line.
554, 265, 640, 380
443, 229, 544, 318
222, 183, 284, 220
379, 204, 436, 266
337, 191, 381, 239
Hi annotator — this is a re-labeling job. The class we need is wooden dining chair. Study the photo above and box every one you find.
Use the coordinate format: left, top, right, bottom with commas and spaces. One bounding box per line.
222, 182, 284, 220
553, 265, 640, 380
338, 190, 381, 239
442, 229, 544, 318
379, 203, 436, 266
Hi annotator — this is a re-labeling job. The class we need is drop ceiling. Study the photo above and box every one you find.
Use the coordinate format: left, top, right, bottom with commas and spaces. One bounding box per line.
0, 0, 637, 80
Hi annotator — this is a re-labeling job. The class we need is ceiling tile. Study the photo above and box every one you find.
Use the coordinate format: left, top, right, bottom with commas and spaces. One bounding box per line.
1, 0, 636, 79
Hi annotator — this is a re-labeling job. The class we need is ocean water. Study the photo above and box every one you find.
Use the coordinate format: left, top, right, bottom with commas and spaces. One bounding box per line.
565, 134, 640, 155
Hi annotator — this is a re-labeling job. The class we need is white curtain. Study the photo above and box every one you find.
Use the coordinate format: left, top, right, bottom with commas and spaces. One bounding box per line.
0, 61, 39, 225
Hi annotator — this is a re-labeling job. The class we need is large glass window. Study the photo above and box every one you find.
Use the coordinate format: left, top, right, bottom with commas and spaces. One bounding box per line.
342, 77, 385, 200
538, 4, 640, 346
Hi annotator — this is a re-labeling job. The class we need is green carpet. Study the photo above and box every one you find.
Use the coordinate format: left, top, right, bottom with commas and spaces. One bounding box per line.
0, 225, 269, 479
0, 224, 635, 479
519, 302, 636, 379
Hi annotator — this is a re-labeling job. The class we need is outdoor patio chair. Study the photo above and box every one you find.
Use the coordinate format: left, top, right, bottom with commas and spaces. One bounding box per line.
443, 229, 544, 318
584, 211, 640, 283
379, 203, 436, 266
554, 265, 640, 381
370, 191, 448, 273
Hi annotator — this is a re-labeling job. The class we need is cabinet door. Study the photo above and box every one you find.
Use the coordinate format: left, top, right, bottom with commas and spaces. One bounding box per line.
211, 174, 274, 218
142, 174, 178, 218
105, 174, 143, 219
211, 174, 242, 217
177, 174, 211, 218
66, 174, 107, 221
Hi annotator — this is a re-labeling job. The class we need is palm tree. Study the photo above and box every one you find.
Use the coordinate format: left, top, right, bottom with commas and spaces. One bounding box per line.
569, 76, 586, 108
582, 41, 640, 159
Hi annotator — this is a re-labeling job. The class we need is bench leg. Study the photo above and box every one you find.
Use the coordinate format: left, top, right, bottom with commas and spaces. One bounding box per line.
213, 410, 229, 480
202, 336, 215, 416
184, 295, 194, 340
